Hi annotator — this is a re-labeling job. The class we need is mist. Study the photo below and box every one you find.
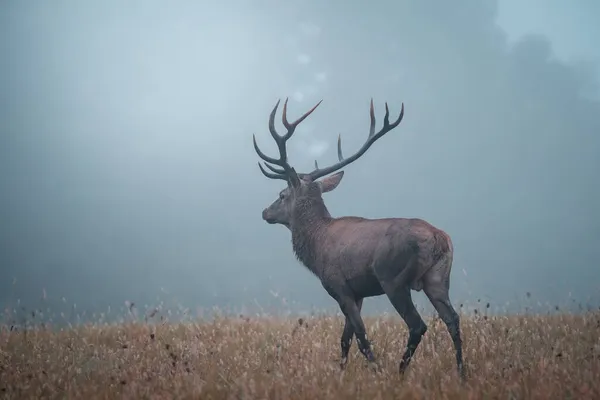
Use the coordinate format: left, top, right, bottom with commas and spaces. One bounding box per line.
1, 0, 599, 321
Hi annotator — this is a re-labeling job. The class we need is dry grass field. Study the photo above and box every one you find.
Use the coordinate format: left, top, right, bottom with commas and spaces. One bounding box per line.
1, 311, 599, 399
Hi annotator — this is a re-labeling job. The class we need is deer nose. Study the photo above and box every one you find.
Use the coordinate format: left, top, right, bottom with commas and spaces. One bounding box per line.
262, 208, 268, 220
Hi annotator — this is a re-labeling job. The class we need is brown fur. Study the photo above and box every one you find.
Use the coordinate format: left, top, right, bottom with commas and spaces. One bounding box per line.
255, 99, 465, 379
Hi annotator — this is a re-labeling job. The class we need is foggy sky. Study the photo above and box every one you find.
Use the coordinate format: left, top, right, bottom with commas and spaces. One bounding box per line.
1, 0, 599, 320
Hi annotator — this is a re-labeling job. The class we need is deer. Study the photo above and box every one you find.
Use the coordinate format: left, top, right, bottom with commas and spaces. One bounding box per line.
252, 97, 465, 379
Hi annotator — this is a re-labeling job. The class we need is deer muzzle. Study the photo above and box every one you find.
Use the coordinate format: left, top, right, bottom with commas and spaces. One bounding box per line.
262, 208, 275, 224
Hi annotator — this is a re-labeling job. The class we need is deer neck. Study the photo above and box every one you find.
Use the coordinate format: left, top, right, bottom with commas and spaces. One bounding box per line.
290, 196, 331, 275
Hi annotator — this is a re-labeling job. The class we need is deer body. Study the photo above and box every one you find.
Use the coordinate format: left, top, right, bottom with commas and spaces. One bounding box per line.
253, 98, 465, 380
290, 196, 451, 294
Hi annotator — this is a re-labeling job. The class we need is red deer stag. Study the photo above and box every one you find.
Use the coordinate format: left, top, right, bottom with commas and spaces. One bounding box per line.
252, 98, 464, 379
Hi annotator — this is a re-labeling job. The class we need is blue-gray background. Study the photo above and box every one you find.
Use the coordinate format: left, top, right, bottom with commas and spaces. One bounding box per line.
1, 0, 599, 321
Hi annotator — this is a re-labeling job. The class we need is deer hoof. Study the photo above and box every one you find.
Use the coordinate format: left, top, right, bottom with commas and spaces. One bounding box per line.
399, 363, 409, 377
458, 364, 467, 382
339, 357, 348, 370
368, 362, 382, 373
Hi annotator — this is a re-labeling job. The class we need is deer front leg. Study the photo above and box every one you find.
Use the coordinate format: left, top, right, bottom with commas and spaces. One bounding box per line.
339, 298, 376, 365
340, 298, 364, 369
324, 284, 377, 368
340, 318, 353, 369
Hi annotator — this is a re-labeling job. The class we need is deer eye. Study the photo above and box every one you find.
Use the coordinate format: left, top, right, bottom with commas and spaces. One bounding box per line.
279, 193, 285, 200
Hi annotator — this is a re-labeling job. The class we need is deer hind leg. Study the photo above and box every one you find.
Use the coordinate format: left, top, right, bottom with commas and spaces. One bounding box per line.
340, 298, 364, 369
384, 284, 428, 375
422, 254, 465, 380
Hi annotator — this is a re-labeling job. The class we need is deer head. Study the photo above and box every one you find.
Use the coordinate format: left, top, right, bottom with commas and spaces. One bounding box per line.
253, 98, 404, 230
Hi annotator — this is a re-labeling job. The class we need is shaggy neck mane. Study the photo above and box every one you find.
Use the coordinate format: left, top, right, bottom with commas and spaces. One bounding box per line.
290, 195, 332, 275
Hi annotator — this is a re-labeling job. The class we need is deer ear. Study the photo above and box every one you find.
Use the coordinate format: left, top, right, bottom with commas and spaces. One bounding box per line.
287, 167, 301, 189
318, 171, 344, 193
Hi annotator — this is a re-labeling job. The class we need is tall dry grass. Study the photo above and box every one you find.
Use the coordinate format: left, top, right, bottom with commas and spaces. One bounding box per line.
1, 311, 599, 399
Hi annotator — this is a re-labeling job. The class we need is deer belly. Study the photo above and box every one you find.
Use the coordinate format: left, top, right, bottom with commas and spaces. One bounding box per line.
346, 274, 385, 297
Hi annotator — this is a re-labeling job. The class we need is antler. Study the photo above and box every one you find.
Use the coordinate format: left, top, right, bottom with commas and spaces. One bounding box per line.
253, 98, 404, 184
302, 99, 404, 181
253, 98, 322, 186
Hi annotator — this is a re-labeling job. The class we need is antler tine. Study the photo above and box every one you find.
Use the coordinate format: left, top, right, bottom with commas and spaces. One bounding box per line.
262, 162, 286, 175
282, 98, 323, 136
268, 99, 283, 143
257, 162, 288, 180
337, 134, 344, 161
252, 134, 281, 166
306, 99, 405, 181
369, 98, 376, 138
